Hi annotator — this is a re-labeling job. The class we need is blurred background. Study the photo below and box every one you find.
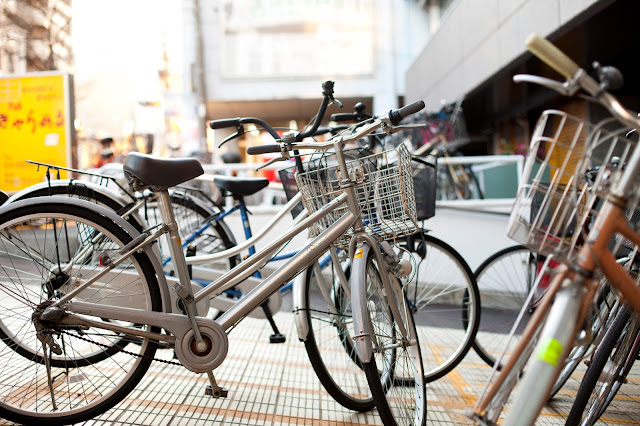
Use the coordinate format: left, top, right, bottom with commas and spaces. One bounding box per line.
1, 0, 638, 191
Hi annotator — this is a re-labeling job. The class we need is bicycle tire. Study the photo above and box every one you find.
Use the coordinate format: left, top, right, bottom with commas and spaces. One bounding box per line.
0, 199, 162, 424
399, 231, 480, 382
472, 245, 540, 368
11, 182, 238, 269
9, 180, 146, 231
472, 246, 614, 400
139, 192, 238, 268
302, 253, 375, 411
354, 244, 427, 426
565, 305, 639, 426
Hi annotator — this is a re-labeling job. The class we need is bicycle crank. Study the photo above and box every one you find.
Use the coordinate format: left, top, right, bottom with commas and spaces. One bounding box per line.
174, 320, 228, 373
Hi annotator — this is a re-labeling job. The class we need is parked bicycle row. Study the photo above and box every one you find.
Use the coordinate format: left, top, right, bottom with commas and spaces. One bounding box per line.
0, 34, 638, 426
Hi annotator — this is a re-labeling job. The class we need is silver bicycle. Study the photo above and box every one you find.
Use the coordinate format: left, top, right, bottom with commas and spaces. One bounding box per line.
0, 101, 427, 425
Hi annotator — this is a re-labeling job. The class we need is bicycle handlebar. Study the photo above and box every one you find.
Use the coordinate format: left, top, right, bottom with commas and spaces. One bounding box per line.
209, 81, 339, 142
526, 34, 579, 79
524, 34, 640, 130
209, 117, 281, 139
245, 99, 426, 157
209, 118, 241, 130
331, 113, 358, 122
389, 100, 426, 125
246, 144, 282, 155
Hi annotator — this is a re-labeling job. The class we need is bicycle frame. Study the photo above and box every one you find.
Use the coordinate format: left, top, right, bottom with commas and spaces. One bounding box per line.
49, 132, 412, 366
473, 37, 640, 421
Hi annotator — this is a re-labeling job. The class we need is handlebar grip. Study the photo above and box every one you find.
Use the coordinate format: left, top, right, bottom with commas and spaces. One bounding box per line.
389, 100, 425, 125
246, 144, 282, 155
209, 118, 240, 129
331, 113, 357, 122
526, 33, 579, 79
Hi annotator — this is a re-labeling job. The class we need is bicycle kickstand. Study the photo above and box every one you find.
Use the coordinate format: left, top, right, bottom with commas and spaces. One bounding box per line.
260, 301, 286, 344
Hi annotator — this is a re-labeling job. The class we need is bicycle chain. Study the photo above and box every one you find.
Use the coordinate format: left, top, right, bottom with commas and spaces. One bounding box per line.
64, 330, 182, 366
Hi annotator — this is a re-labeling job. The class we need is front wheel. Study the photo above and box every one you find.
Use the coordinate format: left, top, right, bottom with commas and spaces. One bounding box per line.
302, 251, 374, 411
352, 244, 426, 426
0, 199, 162, 424
565, 305, 640, 426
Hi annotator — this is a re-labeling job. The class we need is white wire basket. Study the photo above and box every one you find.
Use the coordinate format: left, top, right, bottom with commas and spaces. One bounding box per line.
296, 144, 418, 249
508, 109, 640, 264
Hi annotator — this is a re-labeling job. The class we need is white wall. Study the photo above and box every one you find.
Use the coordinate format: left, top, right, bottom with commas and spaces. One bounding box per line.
183, 0, 431, 113
406, 0, 604, 110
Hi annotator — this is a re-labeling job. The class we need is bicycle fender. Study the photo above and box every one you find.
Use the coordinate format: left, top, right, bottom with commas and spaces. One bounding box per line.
350, 242, 374, 363
0, 196, 173, 314
292, 268, 310, 341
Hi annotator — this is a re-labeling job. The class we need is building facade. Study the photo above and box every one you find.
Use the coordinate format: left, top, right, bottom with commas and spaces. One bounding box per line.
181, 0, 438, 159
406, 0, 637, 156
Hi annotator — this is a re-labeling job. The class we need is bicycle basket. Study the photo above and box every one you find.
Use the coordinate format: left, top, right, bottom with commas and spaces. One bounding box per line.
277, 165, 305, 218
412, 156, 437, 221
508, 109, 639, 264
296, 144, 418, 249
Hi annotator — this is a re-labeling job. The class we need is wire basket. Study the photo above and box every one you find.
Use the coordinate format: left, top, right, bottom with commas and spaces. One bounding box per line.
507, 109, 639, 264
295, 144, 418, 249
412, 156, 437, 221
277, 165, 305, 218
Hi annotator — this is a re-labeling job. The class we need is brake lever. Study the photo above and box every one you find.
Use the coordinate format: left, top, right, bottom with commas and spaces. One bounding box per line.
385, 123, 428, 135
218, 125, 245, 148
513, 74, 580, 96
255, 155, 290, 171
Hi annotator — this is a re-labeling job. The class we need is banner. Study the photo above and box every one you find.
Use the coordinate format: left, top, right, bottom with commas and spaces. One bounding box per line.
0, 72, 74, 192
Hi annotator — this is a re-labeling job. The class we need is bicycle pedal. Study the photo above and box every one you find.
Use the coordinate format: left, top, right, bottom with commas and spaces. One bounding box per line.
205, 385, 228, 398
269, 333, 286, 344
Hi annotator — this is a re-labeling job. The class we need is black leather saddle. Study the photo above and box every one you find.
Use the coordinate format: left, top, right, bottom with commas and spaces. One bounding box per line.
213, 176, 269, 197
123, 152, 204, 190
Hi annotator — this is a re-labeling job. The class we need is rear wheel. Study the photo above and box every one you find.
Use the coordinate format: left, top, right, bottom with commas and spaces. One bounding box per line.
0, 201, 162, 424
399, 231, 480, 381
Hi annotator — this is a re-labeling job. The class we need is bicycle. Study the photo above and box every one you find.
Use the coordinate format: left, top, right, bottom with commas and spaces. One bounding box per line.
471, 244, 620, 400
389, 99, 484, 200
326, 103, 482, 382
10, 95, 479, 411
0, 100, 428, 425
468, 33, 640, 425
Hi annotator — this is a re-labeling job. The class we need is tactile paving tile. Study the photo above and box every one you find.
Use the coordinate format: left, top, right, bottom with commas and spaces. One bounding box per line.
0, 309, 637, 425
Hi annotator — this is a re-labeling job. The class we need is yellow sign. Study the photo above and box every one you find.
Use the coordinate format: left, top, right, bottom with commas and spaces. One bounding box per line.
0, 72, 73, 192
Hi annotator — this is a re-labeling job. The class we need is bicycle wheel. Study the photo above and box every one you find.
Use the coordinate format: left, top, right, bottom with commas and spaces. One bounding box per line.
9, 180, 146, 232
472, 245, 542, 368
399, 231, 480, 382
0, 199, 162, 424
565, 305, 640, 426
354, 245, 426, 426
302, 251, 375, 411
142, 192, 237, 268
15, 182, 238, 270
472, 246, 610, 399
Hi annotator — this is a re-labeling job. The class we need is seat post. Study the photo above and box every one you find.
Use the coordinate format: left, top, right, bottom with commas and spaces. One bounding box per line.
155, 189, 210, 351
155, 190, 194, 297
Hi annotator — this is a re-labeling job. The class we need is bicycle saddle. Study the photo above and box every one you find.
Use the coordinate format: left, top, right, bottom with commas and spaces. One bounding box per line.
214, 176, 269, 197
123, 152, 204, 190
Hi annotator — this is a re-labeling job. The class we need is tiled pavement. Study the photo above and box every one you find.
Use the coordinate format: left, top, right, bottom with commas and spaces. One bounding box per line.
1, 301, 637, 426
